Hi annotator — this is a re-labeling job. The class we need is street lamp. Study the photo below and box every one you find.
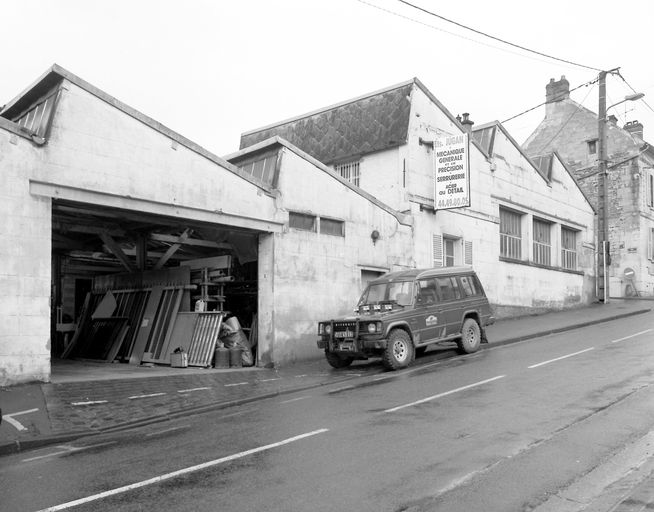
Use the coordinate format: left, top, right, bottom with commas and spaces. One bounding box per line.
597, 70, 644, 303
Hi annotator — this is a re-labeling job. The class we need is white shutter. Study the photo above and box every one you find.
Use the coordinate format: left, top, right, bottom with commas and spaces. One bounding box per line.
464, 240, 473, 265
649, 228, 654, 261
432, 234, 443, 267
648, 174, 654, 207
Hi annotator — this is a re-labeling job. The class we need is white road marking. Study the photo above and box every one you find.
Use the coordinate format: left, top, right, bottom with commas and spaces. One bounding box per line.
294, 374, 307, 378
224, 382, 248, 387
22, 442, 117, 462
384, 375, 506, 413
177, 387, 211, 393
279, 396, 311, 404
127, 393, 167, 400
259, 378, 281, 382
71, 400, 108, 406
36, 429, 329, 511
611, 329, 652, 343
528, 347, 595, 369
2, 408, 39, 431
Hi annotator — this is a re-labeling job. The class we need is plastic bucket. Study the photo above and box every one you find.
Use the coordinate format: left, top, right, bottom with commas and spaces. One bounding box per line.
214, 347, 230, 368
229, 347, 243, 368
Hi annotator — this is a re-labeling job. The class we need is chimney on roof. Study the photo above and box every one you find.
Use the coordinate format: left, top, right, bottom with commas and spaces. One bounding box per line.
546, 76, 570, 104
460, 112, 474, 134
623, 120, 644, 139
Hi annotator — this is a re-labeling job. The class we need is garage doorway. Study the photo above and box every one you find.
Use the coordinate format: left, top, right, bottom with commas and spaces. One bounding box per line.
51, 199, 262, 369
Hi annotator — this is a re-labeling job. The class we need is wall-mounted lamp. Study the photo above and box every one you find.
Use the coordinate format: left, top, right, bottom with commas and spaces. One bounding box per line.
371, 230, 380, 245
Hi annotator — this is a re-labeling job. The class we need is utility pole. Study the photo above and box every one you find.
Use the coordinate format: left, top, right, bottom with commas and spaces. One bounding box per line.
597, 70, 609, 303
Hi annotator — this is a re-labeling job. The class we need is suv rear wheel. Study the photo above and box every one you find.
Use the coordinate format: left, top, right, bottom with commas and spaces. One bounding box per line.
457, 318, 481, 354
383, 329, 414, 370
325, 351, 354, 369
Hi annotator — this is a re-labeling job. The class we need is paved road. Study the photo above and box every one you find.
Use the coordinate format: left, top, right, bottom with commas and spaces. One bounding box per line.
1, 314, 653, 512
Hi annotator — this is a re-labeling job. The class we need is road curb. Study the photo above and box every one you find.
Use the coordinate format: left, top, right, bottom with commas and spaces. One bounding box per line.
484, 308, 651, 349
1, 307, 650, 457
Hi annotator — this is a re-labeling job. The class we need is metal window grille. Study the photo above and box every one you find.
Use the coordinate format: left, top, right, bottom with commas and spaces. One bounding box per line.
561, 227, 577, 270
14, 90, 59, 138
335, 161, 360, 187
499, 208, 522, 259
289, 212, 316, 232
238, 153, 278, 186
533, 219, 551, 266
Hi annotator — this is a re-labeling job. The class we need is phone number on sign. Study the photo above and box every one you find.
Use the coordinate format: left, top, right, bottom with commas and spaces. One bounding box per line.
437, 197, 467, 209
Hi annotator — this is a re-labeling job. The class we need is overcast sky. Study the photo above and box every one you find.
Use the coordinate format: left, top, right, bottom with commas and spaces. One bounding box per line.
2, 0, 653, 157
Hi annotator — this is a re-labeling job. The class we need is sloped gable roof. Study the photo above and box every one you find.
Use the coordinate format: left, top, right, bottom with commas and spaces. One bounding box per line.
240, 80, 414, 164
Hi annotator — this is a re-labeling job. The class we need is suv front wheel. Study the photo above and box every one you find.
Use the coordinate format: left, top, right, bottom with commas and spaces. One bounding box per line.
457, 318, 481, 354
382, 329, 414, 370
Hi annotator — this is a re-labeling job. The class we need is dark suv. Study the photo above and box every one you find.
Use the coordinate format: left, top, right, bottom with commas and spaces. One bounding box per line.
317, 267, 494, 370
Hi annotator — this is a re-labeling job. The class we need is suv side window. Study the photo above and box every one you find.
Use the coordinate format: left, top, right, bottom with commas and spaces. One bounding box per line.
459, 275, 479, 296
435, 276, 462, 301
417, 279, 438, 305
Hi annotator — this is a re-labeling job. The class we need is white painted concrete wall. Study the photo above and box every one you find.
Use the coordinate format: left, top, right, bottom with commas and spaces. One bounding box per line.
384, 84, 595, 315
38, 81, 280, 226
0, 126, 52, 385
1, 80, 283, 385
270, 148, 414, 364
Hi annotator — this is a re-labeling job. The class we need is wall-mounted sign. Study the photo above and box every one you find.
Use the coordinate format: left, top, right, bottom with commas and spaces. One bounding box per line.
433, 133, 470, 210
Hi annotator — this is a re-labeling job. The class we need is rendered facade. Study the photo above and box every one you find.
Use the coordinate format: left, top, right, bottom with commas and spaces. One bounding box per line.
1, 67, 597, 385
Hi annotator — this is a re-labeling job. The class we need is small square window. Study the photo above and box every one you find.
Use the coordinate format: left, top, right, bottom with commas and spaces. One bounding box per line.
587, 140, 597, 155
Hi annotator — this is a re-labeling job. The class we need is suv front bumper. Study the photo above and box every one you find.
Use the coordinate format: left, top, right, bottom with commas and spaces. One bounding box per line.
317, 337, 388, 351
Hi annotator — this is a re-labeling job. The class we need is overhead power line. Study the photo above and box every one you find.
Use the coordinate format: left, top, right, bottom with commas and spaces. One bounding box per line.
616, 70, 654, 117
502, 76, 599, 124
395, 0, 602, 72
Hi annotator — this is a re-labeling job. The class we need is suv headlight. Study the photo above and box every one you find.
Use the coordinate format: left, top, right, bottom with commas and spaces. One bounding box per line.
366, 322, 381, 334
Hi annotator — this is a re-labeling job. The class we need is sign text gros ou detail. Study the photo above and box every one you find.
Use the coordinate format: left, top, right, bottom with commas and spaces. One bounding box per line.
433, 133, 470, 210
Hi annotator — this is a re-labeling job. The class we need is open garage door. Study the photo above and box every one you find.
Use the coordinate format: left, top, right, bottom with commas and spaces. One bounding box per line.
51, 199, 261, 368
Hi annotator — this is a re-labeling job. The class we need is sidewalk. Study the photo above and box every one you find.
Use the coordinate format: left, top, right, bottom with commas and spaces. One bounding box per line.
1, 298, 651, 460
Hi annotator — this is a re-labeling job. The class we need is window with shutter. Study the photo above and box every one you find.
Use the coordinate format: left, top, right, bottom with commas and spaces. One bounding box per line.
464, 240, 473, 265
432, 234, 443, 267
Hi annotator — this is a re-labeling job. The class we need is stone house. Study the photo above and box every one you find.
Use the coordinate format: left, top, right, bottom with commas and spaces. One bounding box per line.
524, 76, 654, 297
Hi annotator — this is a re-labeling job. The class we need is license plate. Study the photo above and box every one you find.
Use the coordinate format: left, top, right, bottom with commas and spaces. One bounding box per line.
339, 342, 354, 351
334, 330, 354, 338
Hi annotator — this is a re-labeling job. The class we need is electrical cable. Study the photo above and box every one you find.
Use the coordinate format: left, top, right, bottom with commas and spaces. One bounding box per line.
395, 0, 602, 72
502, 76, 599, 124
354, 0, 594, 70
616, 71, 654, 117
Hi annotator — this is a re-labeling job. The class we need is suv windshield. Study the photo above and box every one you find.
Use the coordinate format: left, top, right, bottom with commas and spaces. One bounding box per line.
358, 281, 414, 307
